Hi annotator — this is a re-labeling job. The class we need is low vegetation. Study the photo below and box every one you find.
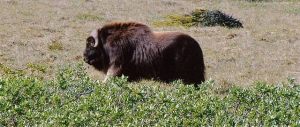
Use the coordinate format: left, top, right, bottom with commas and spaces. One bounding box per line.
191, 9, 243, 28
26, 63, 47, 73
153, 9, 243, 28
153, 14, 194, 28
0, 64, 299, 126
48, 41, 64, 51
0, 63, 24, 75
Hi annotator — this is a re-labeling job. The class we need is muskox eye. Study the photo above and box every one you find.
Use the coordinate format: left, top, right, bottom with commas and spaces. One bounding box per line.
87, 37, 95, 47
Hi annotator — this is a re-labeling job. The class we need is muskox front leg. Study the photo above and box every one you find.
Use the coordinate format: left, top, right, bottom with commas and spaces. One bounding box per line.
103, 64, 122, 83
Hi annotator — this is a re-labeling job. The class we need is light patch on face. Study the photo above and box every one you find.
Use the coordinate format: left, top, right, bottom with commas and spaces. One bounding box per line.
90, 29, 99, 47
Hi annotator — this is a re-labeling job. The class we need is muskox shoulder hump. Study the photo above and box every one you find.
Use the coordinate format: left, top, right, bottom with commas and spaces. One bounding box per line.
101, 22, 152, 35
100, 22, 153, 45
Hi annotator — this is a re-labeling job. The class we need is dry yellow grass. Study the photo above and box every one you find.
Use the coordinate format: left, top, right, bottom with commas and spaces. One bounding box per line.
0, 0, 299, 86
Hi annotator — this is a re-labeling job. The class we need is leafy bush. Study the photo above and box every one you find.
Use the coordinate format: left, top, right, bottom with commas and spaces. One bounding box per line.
0, 64, 299, 126
191, 9, 243, 28
153, 9, 243, 28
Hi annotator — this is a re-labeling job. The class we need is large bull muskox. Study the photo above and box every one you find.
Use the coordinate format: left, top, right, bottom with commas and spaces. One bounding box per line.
83, 22, 205, 85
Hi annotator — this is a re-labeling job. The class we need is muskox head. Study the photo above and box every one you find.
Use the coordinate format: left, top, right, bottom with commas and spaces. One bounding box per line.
83, 29, 109, 70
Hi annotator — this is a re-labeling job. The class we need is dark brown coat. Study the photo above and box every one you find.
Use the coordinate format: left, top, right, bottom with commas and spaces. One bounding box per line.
83, 22, 205, 85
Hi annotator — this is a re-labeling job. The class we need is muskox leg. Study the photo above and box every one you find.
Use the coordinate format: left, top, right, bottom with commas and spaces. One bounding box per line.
103, 64, 122, 83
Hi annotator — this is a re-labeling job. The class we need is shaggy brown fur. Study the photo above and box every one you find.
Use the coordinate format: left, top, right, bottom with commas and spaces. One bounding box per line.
83, 22, 205, 85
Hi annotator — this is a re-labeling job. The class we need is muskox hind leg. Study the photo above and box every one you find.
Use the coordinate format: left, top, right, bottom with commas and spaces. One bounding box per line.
103, 64, 122, 83
181, 47, 205, 86
172, 37, 205, 86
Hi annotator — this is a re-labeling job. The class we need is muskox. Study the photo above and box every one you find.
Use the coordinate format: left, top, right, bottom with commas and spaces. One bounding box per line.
83, 22, 205, 85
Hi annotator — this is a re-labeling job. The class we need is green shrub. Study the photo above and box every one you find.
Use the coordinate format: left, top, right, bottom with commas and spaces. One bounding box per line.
191, 9, 243, 28
153, 9, 243, 28
0, 63, 299, 126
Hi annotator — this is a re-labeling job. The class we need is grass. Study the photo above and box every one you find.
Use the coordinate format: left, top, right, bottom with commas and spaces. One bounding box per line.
48, 40, 63, 51
0, 63, 14, 74
0, 63, 24, 75
0, 63, 299, 126
286, 8, 300, 15
26, 63, 47, 73
152, 14, 194, 28
76, 13, 104, 21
